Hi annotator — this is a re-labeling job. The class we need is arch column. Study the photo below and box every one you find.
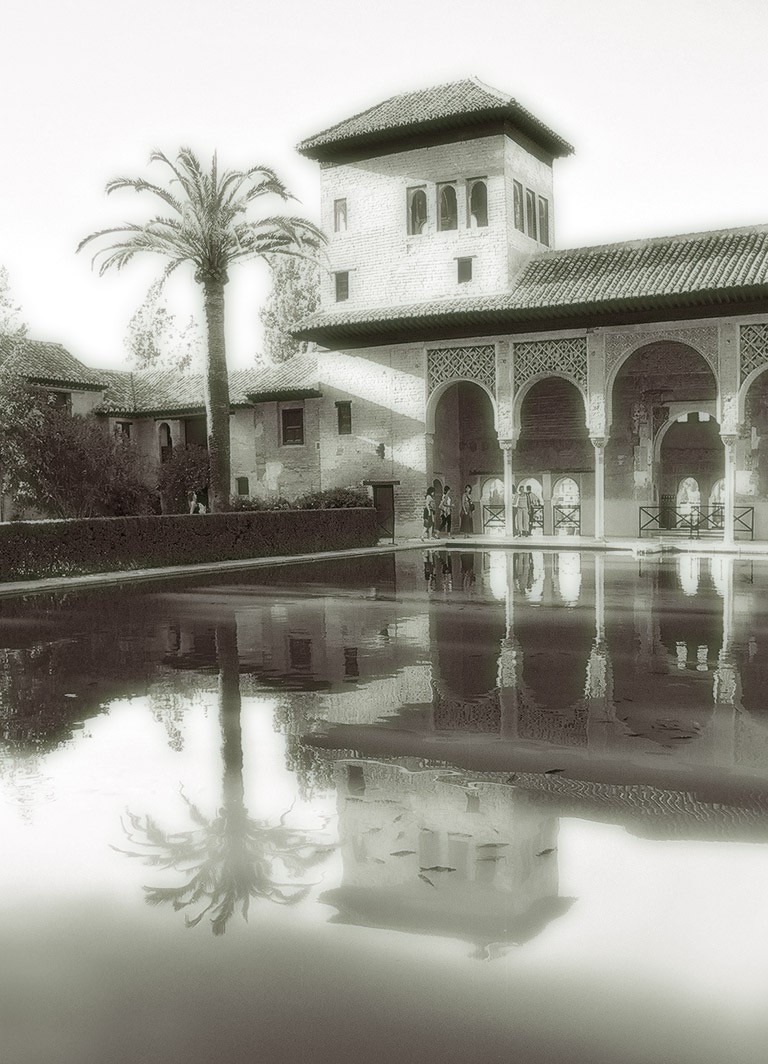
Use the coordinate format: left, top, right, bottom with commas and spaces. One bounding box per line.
721, 433, 738, 547
591, 436, 606, 540
500, 439, 515, 537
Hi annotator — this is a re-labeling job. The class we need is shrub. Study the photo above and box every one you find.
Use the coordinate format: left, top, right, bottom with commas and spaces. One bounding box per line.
0, 509, 379, 582
292, 486, 372, 510
156, 445, 210, 513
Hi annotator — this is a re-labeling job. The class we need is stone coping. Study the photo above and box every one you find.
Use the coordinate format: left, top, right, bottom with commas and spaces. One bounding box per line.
1, 534, 766, 600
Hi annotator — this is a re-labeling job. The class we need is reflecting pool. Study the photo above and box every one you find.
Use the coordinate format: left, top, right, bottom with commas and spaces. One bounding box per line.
2, 549, 768, 1064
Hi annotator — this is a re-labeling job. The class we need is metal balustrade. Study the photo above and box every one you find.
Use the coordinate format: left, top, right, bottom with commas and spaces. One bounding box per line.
553, 504, 581, 535
639, 505, 754, 539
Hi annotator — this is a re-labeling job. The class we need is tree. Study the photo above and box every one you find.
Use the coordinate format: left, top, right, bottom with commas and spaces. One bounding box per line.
259, 254, 320, 363
125, 278, 204, 372
0, 375, 154, 518
116, 621, 334, 935
79, 150, 326, 512
0, 266, 27, 338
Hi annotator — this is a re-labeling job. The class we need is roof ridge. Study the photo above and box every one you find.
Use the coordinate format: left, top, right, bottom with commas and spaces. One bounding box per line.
537, 221, 768, 260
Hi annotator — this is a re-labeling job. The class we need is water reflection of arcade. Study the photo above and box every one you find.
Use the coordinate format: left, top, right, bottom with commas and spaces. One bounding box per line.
321, 760, 572, 958
419, 551, 767, 777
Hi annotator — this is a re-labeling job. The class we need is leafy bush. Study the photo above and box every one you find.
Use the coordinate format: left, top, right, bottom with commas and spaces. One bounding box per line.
0, 376, 154, 518
156, 445, 210, 513
291, 487, 373, 510
229, 495, 292, 512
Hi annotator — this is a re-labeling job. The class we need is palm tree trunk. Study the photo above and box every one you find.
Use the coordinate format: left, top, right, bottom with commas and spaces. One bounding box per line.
201, 278, 231, 512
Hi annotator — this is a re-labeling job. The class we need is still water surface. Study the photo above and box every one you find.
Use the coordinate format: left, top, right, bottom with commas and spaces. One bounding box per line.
2, 549, 768, 1064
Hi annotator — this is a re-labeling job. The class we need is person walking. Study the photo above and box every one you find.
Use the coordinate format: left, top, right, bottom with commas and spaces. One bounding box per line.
421, 486, 437, 540
438, 485, 453, 536
459, 484, 475, 536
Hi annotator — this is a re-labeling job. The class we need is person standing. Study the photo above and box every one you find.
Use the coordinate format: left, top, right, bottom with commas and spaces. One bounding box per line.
438, 485, 453, 536
516, 484, 530, 536
459, 484, 475, 536
421, 486, 437, 540
525, 485, 538, 535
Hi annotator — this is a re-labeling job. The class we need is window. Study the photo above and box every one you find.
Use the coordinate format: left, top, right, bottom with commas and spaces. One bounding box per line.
114, 421, 132, 441
289, 637, 312, 671
457, 257, 473, 283
46, 390, 72, 413
336, 400, 352, 435
236, 476, 249, 496
468, 179, 488, 228
281, 407, 304, 446
513, 180, 524, 232
437, 184, 458, 231
334, 198, 347, 232
538, 196, 550, 247
158, 422, 173, 463
407, 187, 427, 235
335, 271, 349, 302
343, 646, 360, 680
525, 188, 537, 239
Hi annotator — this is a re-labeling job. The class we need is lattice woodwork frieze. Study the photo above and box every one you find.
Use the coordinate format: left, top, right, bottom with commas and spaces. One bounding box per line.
739, 324, 768, 386
604, 327, 718, 379
512, 337, 587, 394
426, 344, 496, 397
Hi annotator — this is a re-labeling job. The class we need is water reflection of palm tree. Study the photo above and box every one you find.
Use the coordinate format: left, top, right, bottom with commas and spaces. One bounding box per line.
117, 622, 334, 934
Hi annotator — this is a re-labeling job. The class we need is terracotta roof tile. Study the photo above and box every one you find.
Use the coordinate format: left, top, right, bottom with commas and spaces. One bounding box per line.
294, 224, 768, 344
0, 337, 109, 389
97, 356, 319, 415
297, 77, 573, 160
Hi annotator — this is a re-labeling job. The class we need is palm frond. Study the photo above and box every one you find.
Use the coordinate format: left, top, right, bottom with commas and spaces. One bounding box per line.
105, 177, 184, 215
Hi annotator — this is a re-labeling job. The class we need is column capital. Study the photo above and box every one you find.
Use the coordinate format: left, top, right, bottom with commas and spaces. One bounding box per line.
498, 438, 516, 451
590, 436, 607, 450
720, 433, 740, 448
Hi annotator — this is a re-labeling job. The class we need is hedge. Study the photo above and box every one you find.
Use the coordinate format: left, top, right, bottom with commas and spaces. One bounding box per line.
0, 508, 379, 583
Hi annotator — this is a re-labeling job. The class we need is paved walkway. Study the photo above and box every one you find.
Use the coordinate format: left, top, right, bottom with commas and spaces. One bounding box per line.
1, 533, 767, 599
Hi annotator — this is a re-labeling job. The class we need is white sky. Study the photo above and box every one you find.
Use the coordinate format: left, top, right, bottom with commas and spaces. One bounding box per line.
3, 0, 768, 370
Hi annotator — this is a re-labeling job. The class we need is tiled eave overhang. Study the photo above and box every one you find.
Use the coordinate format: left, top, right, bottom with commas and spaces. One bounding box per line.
293, 286, 768, 350
246, 388, 323, 404
97, 402, 253, 419
29, 376, 107, 392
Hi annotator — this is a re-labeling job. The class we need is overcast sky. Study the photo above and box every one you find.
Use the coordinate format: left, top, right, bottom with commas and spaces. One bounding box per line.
3, 0, 768, 370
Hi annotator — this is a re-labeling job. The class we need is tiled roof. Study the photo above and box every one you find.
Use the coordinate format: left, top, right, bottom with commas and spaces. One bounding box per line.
297, 77, 573, 161
0, 337, 109, 389
98, 356, 319, 415
293, 224, 768, 347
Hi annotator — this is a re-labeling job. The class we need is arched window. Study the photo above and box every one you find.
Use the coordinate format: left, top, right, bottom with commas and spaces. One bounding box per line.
468, 180, 488, 228
408, 188, 427, 235
552, 476, 579, 506
159, 422, 173, 463
438, 184, 458, 231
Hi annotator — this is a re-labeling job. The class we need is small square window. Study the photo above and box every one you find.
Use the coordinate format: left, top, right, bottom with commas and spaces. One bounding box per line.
538, 196, 550, 247
236, 476, 249, 496
525, 189, 537, 239
513, 181, 524, 232
334, 198, 347, 232
335, 271, 349, 302
281, 407, 304, 446
336, 400, 352, 435
114, 420, 132, 440
457, 257, 473, 283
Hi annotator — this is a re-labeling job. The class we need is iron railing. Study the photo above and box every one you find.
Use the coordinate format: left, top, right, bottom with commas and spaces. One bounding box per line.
639, 505, 754, 539
553, 504, 581, 534
482, 504, 505, 532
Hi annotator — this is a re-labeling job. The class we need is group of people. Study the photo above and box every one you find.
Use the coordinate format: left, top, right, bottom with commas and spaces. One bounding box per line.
421, 482, 540, 538
421, 484, 475, 540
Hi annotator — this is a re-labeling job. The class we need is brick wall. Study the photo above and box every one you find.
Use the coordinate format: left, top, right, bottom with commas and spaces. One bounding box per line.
320, 134, 553, 309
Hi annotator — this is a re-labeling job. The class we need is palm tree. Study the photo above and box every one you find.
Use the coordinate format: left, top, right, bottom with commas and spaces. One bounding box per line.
115, 621, 334, 935
78, 150, 326, 511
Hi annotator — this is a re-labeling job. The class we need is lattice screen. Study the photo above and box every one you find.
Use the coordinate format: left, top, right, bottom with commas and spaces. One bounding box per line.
426, 344, 496, 396
512, 337, 587, 393
740, 324, 768, 385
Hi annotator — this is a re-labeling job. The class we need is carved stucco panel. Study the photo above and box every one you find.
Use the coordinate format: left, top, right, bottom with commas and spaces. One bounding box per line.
604, 327, 719, 380
426, 344, 496, 397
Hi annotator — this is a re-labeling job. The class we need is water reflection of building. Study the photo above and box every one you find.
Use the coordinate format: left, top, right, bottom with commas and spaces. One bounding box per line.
320, 760, 572, 958
311, 550, 768, 799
